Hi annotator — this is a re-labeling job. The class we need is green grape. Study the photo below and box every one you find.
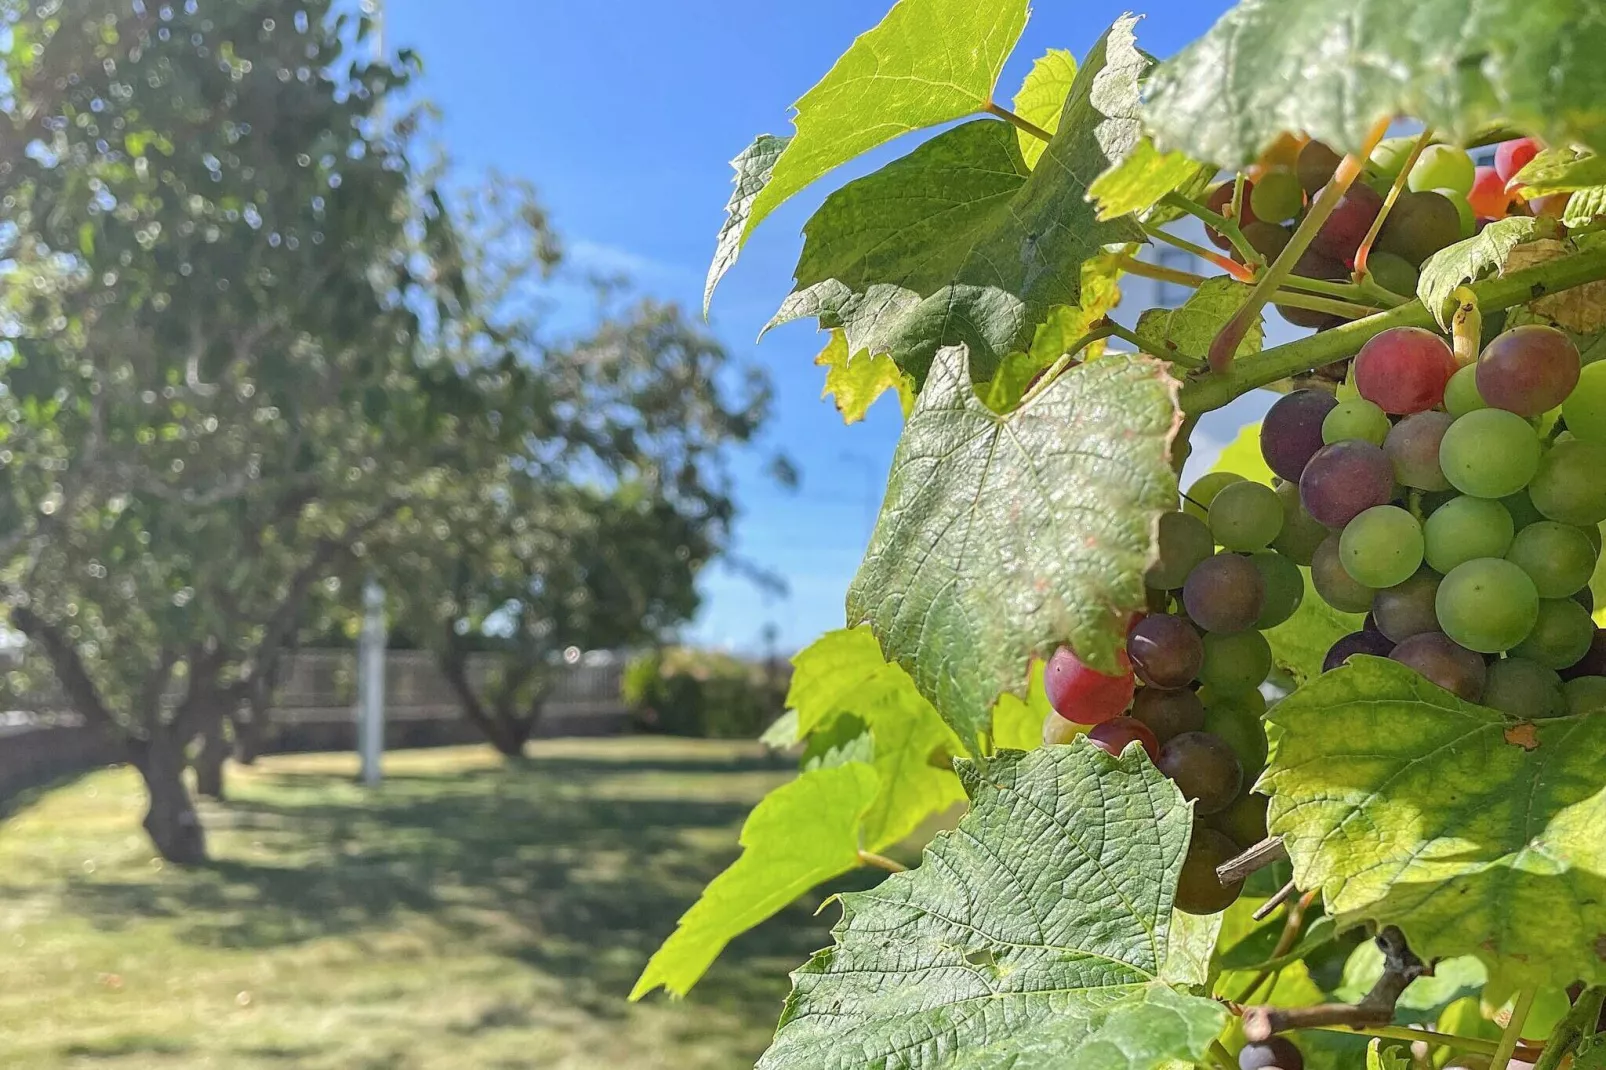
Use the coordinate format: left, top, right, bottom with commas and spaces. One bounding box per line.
1323, 397, 1391, 445
1444, 363, 1487, 418
1563, 675, 1606, 715
1436, 187, 1477, 238
1312, 533, 1378, 613
1202, 700, 1268, 781
1146, 511, 1215, 590
1501, 490, 1545, 531
1271, 480, 1329, 566
1511, 598, 1596, 669
1408, 144, 1476, 195
1529, 439, 1606, 525
1199, 629, 1272, 693
1369, 136, 1418, 180
1209, 480, 1285, 551
1251, 550, 1304, 628
1480, 656, 1565, 718
1249, 168, 1304, 223
1185, 471, 1246, 522
1436, 558, 1541, 653
1561, 361, 1606, 444
1339, 505, 1424, 589
1423, 495, 1515, 574
1505, 521, 1598, 598
1367, 251, 1419, 298
1206, 792, 1268, 847
1439, 409, 1542, 498
1174, 828, 1244, 914
1197, 684, 1266, 716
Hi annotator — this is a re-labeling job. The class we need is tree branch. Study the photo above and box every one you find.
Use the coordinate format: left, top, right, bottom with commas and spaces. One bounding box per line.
10, 606, 118, 735
1217, 836, 1288, 884
1242, 925, 1425, 1041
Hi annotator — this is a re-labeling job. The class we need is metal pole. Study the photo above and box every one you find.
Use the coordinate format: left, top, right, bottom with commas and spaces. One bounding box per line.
357, 577, 386, 785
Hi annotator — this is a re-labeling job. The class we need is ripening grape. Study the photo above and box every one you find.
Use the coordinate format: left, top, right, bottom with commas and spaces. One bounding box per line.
1297, 141, 1342, 195
1210, 480, 1285, 551
1184, 471, 1246, 522
1389, 632, 1487, 701
1041, 711, 1086, 746
1528, 439, 1606, 526
1563, 675, 1606, 715
1271, 481, 1329, 566
1376, 190, 1463, 266
1505, 521, 1598, 598
1088, 716, 1161, 761
1511, 598, 1596, 670
1384, 411, 1454, 490
1372, 570, 1443, 643
1444, 363, 1487, 417
1199, 629, 1273, 693
1250, 168, 1304, 223
1158, 732, 1244, 815
1354, 327, 1457, 414
1312, 180, 1383, 264
1325, 628, 1395, 672
1340, 505, 1425, 589
1131, 687, 1206, 745
1147, 510, 1215, 590
1196, 684, 1266, 717
1323, 397, 1391, 446
1369, 137, 1417, 181
1184, 553, 1267, 634
1262, 389, 1339, 481
1469, 165, 1515, 220
1312, 533, 1379, 613
1300, 440, 1396, 527
1202, 700, 1269, 780
1175, 828, 1245, 915
1276, 246, 1352, 329
1476, 325, 1581, 417
1251, 551, 1304, 628
1241, 220, 1293, 262
1437, 187, 1477, 238
1205, 181, 1256, 250
1239, 1036, 1306, 1070
1044, 646, 1135, 725
1436, 558, 1541, 653
1560, 361, 1606, 443
1562, 629, 1606, 680
1480, 656, 1565, 718
1208, 792, 1269, 849
1367, 251, 1419, 298
1128, 613, 1205, 689
1502, 490, 1545, 531
1423, 495, 1515, 574
1439, 409, 1542, 499
1495, 137, 1542, 183
1408, 144, 1476, 195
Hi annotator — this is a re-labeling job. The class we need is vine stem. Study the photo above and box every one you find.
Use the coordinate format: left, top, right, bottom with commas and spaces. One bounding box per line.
1300, 1024, 1544, 1063
1232, 888, 1318, 1004
857, 850, 906, 873
1115, 254, 1211, 290
1270, 290, 1382, 320
1533, 985, 1605, 1070
1141, 223, 1255, 282
1160, 191, 1263, 267
1353, 127, 1434, 277
1278, 273, 1392, 305
1206, 1039, 1236, 1070
1182, 242, 1606, 413
1113, 256, 1380, 321
1207, 117, 1393, 372
1490, 988, 1538, 1070
982, 100, 1053, 143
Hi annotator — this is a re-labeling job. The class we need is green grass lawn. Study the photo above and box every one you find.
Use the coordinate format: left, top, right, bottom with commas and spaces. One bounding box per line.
0, 739, 866, 1069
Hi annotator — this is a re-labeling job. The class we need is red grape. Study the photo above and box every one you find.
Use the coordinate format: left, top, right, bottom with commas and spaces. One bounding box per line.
1261, 389, 1339, 481
1128, 614, 1204, 689
1477, 325, 1581, 417
1494, 138, 1541, 184
1469, 165, 1514, 220
1389, 632, 1487, 702
1205, 181, 1257, 250
1088, 716, 1160, 761
1043, 646, 1135, 725
1311, 180, 1383, 265
1299, 440, 1395, 528
1354, 326, 1457, 413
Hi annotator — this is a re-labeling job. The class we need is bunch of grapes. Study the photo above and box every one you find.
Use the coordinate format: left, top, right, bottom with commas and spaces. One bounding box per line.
1290, 322, 1606, 720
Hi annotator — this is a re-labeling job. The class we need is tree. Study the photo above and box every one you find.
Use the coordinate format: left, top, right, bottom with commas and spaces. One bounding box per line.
632, 2, 1606, 1068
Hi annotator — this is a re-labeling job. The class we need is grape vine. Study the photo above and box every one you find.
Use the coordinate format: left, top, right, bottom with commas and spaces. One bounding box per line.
634, 1, 1606, 1068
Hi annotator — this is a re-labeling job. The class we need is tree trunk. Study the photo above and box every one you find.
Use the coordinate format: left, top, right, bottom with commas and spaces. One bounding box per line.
193, 711, 229, 800
232, 707, 262, 765
483, 715, 532, 759
131, 728, 208, 864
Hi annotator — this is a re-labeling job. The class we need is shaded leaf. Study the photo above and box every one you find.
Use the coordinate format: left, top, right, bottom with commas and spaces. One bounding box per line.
814, 330, 912, 424
1513, 148, 1606, 196
704, 133, 789, 315
982, 262, 1123, 414
1134, 278, 1263, 365
1011, 48, 1077, 169
1090, 139, 1215, 222
1417, 218, 1543, 330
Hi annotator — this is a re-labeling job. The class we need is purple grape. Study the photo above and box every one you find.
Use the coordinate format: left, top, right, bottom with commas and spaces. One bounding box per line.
1562, 628, 1606, 680
1372, 570, 1443, 643
1261, 389, 1339, 481
1300, 440, 1396, 528
1477, 325, 1582, 417
1311, 181, 1384, 265
1390, 632, 1487, 702
1128, 614, 1205, 689
1131, 687, 1207, 745
1239, 1037, 1305, 1070
1183, 553, 1266, 634
1311, 534, 1377, 613
1324, 629, 1395, 672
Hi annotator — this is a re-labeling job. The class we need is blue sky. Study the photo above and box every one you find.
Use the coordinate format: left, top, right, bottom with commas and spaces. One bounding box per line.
386, 0, 1270, 654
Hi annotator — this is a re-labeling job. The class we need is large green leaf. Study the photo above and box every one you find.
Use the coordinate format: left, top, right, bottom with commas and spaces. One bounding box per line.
1143, 0, 1606, 168
1011, 48, 1077, 169
756, 742, 1228, 1070
630, 762, 882, 1000
1263, 656, 1606, 991
814, 329, 913, 425
770, 17, 1147, 387
1417, 218, 1543, 329
848, 345, 1180, 746
742, 0, 1029, 244
704, 133, 789, 316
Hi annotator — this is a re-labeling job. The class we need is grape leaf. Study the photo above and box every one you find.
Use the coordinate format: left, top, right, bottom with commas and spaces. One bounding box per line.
630, 761, 882, 1000
982, 262, 1123, 414
1011, 48, 1076, 169
1513, 149, 1606, 196
847, 345, 1180, 745
761, 708, 801, 748
814, 330, 913, 424
1143, 0, 1606, 168
704, 133, 789, 316
1579, 1035, 1606, 1070
756, 742, 1228, 1070
1262, 656, 1606, 991
1417, 218, 1543, 330
769, 17, 1147, 387
1089, 139, 1215, 222
989, 667, 1057, 751
742, 0, 1029, 245
1367, 1038, 1412, 1070
1564, 186, 1606, 230
1134, 278, 1264, 365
